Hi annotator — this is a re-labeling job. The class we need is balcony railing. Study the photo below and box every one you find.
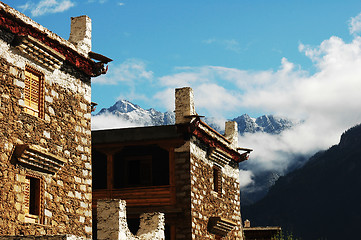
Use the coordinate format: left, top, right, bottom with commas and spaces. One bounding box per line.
92, 185, 176, 208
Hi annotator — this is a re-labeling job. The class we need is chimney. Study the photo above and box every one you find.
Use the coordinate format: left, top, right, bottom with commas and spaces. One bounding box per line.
69, 15, 92, 56
244, 219, 251, 228
175, 87, 196, 124
225, 121, 238, 148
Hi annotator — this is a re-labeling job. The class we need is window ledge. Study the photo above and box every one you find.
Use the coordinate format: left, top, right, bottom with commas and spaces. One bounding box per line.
24, 214, 39, 224
21, 111, 50, 123
211, 190, 221, 198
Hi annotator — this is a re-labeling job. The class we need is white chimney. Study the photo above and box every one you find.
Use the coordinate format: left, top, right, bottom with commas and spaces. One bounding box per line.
225, 121, 238, 148
175, 87, 196, 124
69, 15, 92, 56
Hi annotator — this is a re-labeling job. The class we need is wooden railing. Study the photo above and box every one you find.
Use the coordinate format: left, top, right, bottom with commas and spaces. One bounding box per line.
92, 185, 176, 208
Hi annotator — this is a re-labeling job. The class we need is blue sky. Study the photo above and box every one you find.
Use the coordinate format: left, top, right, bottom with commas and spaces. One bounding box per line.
4, 0, 361, 187
3, 0, 360, 116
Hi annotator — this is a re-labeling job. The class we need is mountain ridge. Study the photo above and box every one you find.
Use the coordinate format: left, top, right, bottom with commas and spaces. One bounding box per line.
97, 99, 175, 126
242, 123, 361, 240
96, 99, 297, 135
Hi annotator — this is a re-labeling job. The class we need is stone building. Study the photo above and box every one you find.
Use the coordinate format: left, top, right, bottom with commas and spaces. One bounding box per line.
243, 219, 281, 240
0, 2, 110, 239
92, 87, 252, 240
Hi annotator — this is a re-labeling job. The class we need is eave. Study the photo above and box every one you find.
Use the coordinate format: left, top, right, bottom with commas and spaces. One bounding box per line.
187, 118, 252, 163
0, 4, 95, 77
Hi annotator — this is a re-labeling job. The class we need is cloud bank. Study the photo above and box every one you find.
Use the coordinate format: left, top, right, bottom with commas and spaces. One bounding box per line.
92, 113, 142, 130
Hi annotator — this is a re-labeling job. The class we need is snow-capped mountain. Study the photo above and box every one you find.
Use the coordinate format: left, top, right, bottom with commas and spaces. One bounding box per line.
95, 100, 296, 135
96, 100, 175, 126
233, 114, 295, 135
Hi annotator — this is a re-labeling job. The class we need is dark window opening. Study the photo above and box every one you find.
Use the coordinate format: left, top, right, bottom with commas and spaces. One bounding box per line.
25, 176, 41, 216
114, 145, 169, 189
125, 156, 152, 186
92, 149, 107, 189
213, 166, 222, 194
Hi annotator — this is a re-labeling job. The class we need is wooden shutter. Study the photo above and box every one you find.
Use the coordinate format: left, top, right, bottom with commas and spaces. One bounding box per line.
24, 68, 44, 118
23, 177, 30, 214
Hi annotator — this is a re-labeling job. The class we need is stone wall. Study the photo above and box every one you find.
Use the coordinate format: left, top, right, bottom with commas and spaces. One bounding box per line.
97, 199, 165, 240
0, 235, 86, 240
0, 28, 92, 239
190, 139, 243, 240
173, 87, 244, 240
173, 142, 193, 240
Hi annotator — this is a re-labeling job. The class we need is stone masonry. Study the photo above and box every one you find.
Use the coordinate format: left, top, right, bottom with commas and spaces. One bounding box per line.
97, 199, 165, 240
0, 2, 106, 239
0, 235, 87, 240
174, 87, 245, 239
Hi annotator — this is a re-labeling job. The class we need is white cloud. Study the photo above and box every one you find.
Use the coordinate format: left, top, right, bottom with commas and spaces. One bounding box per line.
88, 0, 107, 3
20, 0, 75, 17
239, 170, 255, 188
203, 38, 241, 53
349, 12, 361, 35
118, 2, 125, 6
153, 88, 174, 111
93, 59, 153, 85
18, 3, 32, 12
92, 113, 142, 130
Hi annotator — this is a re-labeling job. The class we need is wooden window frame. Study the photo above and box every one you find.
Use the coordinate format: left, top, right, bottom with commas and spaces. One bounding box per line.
24, 174, 43, 224
24, 66, 45, 118
213, 166, 222, 195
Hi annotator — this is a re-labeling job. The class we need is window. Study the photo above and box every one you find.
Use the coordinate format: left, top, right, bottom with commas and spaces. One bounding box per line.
113, 145, 169, 189
24, 175, 42, 223
213, 166, 222, 194
92, 149, 108, 190
24, 67, 44, 118
125, 156, 152, 187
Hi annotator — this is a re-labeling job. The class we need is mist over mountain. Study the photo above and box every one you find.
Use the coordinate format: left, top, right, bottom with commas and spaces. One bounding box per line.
242, 124, 361, 240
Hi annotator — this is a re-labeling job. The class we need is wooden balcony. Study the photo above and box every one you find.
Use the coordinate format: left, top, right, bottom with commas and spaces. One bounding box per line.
92, 185, 176, 208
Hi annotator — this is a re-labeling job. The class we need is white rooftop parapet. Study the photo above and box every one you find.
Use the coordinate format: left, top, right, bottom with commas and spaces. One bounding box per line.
69, 15, 92, 56
97, 199, 165, 240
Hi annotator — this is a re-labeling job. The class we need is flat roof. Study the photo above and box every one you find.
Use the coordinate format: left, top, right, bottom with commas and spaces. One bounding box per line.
92, 125, 183, 145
